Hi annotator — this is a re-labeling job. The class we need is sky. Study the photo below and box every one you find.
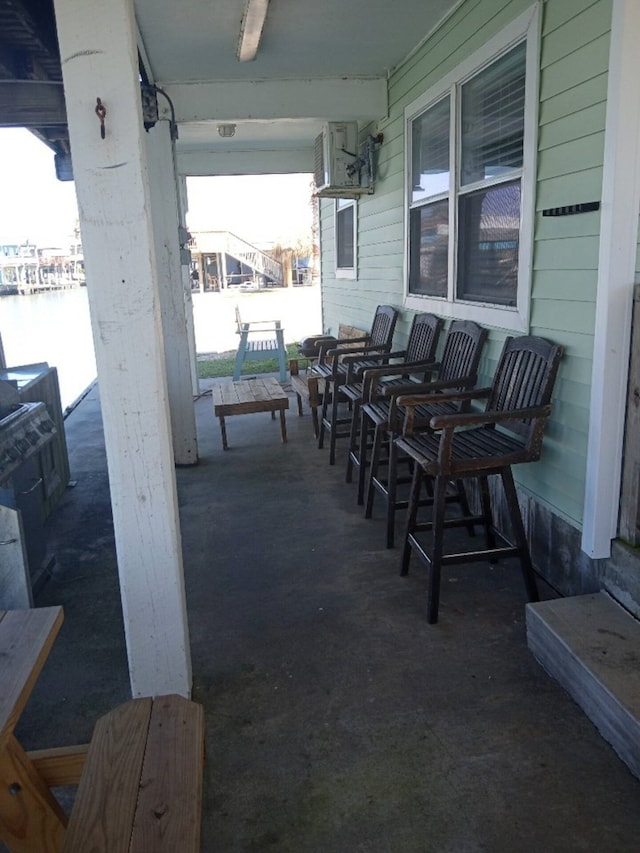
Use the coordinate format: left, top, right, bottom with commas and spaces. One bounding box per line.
0, 127, 314, 249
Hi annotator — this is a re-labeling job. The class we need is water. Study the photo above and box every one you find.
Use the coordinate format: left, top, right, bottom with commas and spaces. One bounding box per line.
0, 288, 96, 410
0, 285, 322, 410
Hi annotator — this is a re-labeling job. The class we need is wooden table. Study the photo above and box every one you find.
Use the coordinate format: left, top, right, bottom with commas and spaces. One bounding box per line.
0, 605, 70, 853
211, 376, 289, 449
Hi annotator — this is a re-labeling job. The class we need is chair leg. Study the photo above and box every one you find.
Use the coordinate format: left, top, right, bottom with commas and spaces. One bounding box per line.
426, 475, 448, 624
385, 437, 400, 549
276, 329, 287, 382
233, 333, 248, 381
355, 407, 370, 505
478, 475, 497, 558
400, 462, 423, 576
345, 400, 361, 484
455, 479, 476, 537
328, 385, 341, 465
364, 422, 384, 519
500, 467, 539, 602
311, 404, 320, 439
318, 380, 331, 449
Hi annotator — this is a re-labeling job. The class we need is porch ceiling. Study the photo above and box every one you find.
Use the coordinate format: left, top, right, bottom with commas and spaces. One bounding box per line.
0, 0, 461, 175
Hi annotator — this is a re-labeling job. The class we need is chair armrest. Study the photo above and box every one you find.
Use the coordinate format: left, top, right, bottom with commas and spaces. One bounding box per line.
322, 343, 384, 377
396, 386, 491, 435
362, 359, 438, 401
386, 375, 480, 400
427, 405, 553, 471
342, 347, 403, 370
244, 321, 282, 331
429, 404, 551, 431
334, 335, 371, 346
317, 335, 370, 364
339, 343, 393, 364
343, 347, 397, 382
396, 386, 491, 409
326, 344, 377, 359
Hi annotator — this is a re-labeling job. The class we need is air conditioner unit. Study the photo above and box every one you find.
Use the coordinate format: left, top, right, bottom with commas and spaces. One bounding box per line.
314, 122, 371, 198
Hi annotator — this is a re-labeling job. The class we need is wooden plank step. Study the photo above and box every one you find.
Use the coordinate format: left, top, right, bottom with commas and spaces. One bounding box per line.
526, 592, 640, 779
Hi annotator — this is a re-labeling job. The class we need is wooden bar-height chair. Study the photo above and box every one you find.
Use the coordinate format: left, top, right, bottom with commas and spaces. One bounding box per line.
315, 305, 398, 465
343, 312, 443, 502
363, 320, 487, 548
395, 335, 563, 624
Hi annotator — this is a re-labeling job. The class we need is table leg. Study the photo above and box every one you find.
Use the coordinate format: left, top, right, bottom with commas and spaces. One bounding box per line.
279, 408, 287, 443
218, 415, 228, 450
0, 735, 67, 853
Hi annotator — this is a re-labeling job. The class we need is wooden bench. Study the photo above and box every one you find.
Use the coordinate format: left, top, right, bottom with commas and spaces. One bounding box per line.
290, 325, 366, 437
62, 694, 204, 852
233, 305, 287, 382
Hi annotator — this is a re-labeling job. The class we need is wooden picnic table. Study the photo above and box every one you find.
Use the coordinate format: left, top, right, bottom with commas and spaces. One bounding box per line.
211, 376, 289, 449
0, 605, 69, 852
0, 606, 205, 852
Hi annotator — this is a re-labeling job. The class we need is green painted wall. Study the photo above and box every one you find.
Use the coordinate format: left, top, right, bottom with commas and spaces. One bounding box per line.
319, 0, 612, 529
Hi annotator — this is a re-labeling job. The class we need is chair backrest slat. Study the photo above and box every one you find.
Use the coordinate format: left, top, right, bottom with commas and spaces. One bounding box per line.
368, 305, 399, 350
487, 335, 564, 439
405, 313, 443, 363
436, 320, 487, 387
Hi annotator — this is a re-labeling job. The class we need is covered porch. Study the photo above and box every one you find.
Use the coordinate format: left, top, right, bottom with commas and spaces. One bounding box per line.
14, 377, 640, 851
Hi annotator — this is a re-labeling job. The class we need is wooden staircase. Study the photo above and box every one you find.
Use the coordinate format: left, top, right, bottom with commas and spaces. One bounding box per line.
190, 231, 283, 285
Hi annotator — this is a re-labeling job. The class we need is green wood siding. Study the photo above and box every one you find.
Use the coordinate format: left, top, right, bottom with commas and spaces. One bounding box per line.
319, 0, 613, 528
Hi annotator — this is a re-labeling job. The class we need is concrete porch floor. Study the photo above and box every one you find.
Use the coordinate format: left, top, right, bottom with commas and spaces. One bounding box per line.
14, 377, 640, 852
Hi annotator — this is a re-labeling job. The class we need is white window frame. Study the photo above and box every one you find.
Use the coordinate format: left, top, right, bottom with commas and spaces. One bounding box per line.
335, 198, 357, 279
403, 5, 540, 332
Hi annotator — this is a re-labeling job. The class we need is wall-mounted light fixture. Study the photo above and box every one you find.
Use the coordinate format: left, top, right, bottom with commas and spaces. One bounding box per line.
217, 124, 236, 138
237, 0, 270, 62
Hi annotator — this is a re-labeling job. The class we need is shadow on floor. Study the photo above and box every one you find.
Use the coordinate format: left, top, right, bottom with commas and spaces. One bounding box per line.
15, 378, 640, 853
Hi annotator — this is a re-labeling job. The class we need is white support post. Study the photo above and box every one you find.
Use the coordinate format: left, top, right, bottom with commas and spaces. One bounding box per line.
146, 122, 199, 461
218, 253, 227, 289
177, 175, 200, 395
582, 0, 640, 558
53, 0, 192, 697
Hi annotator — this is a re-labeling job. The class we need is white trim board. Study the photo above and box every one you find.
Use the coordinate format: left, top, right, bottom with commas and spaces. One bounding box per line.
582, 0, 640, 559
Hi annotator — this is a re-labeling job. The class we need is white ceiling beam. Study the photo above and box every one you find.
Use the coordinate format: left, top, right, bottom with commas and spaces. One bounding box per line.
136, 22, 155, 83
176, 146, 313, 176
162, 77, 387, 123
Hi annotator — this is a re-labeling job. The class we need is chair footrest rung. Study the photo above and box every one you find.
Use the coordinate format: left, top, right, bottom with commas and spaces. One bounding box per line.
440, 546, 520, 565
408, 533, 520, 567
412, 513, 484, 533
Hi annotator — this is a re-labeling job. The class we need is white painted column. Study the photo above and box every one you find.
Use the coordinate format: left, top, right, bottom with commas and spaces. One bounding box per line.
582, 0, 640, 558
53, 0, 192, 696
177, 175, 200, 394
146, 122, 199, 459
218, 253, 228, 288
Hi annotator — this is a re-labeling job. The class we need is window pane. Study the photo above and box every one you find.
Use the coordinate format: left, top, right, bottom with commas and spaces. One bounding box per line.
456, 180, 520, 306
411, 97, 450, 203
336, 205, 354, 268
409, 200, 449, 296
461, 42, 526, 186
